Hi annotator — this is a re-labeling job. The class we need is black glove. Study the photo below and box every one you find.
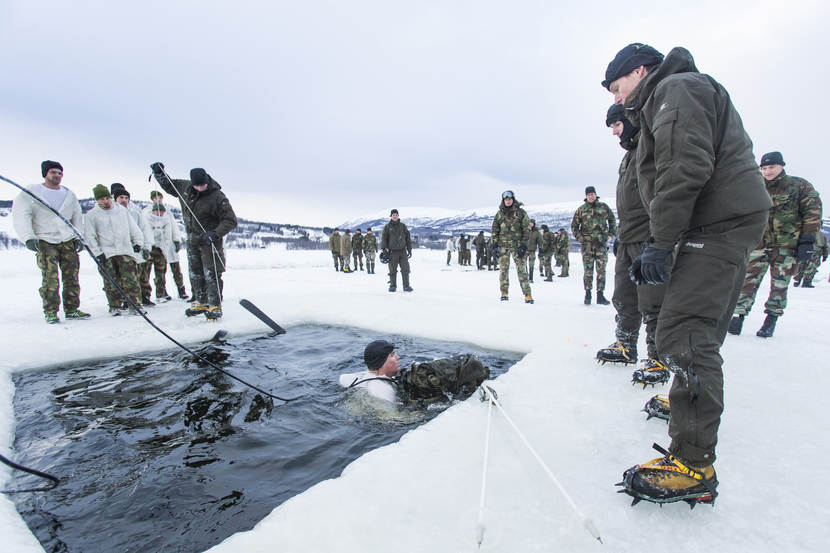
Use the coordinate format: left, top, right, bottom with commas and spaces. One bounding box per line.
96, 253, 106, 264
142, 249, 151, 261
25, 239, 38, 252
492, 246, 499, 257
407, 250, 412, 259
612, 237, 619, 256
201, 231, 220, 245
629, 247, 673, 285
379, 249, 390, 264
74, 239, 84, 252
150, 162, 165, 174
516, 245, 527, 259
174, 241, 181, 252
133, 244, 142, 253
796, 239, 815, 263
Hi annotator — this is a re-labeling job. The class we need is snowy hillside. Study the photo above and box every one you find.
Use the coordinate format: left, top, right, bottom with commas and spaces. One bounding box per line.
1, 246, 828, 552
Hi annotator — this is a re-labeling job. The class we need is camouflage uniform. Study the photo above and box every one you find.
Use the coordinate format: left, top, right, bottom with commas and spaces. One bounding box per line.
526, 224, 540, 279
487, 238, 498, 270
554, 230, 570, 277
473, 232, 487, 269
571, 200, 615, 290
99, 255, 142, 309
340, 231, 353, 271
36, 240, 82, 314
351, 231, 364, 270
540, 228, 555, 279
795, 231, 827, 286
458, 234, 467, 265
491, 199, 531, 297
329, 231, 342, 270
733, 172, 822, 317
363, 232, 378, 273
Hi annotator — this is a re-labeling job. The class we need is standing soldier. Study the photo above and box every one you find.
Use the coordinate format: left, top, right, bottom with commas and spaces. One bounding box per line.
491, 190, 533, 303
540, 224, 555, 281
554, 229, 571, 277
111, 183, 155, 306
473, 231, 487, 270
352, 228, 365, 271
445, 234, 455, 266
603, 43, 771, 505
329, 228, 342, 271
794, 232, 827, 288
458, 233, 467, 266
363, 227, 378, 274
84, 185, 144, 316
728, 151, 822, 337
571, 187, 615, 304
151, 164, 238, 320
146, 190, 188, 299
487, 237, 498, 271
526, 219, 540, 283
12, 160, 90, 323
381, 209, 413, 292
595, 104, 668, 384
340, 229, 353, 273
145, 202, 183, 302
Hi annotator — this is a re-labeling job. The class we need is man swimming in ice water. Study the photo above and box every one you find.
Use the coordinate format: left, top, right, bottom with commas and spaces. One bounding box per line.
339, 340, 400, 402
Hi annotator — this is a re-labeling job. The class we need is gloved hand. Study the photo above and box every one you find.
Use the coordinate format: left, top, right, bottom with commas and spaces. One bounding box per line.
796, 239, 815, 263
150, 162, 165, 174
174, 241, 181, 252
629, 247, 673, 285
96, 253, 106, 264
142, 249, 151, 261
517, 245, 527, 259
407, 250, 412, 259
492, 246, 499, 257
25, 239, 38, 252
201, 231, 220, 245
133, 244, 142, 253
379, 249, 390, 264
612, 237, 619, 256
74, 239, 84, 252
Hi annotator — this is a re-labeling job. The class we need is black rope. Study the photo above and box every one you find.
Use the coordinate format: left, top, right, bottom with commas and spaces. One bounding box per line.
1, 174, 298, 403
0, 452, 60, 494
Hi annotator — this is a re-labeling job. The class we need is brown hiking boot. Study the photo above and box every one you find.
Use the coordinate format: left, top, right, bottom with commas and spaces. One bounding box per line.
617, 444, 717, 507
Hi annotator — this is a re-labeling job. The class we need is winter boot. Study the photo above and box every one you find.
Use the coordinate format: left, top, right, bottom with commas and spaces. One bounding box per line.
205, 305, 223, 320
178, 286, 189, 299
525, 294, 534, 304
544, 276, 553, 282
108, 307, 123, 317
185, 302, 209, 317
65, 309, 91, 320
44, 312, 59, 324
388, 285, 397, 292
792, 279, 801, 287
142, 296, 156, 307
596, 342, 637, 365
631, 358, 671, 387
584, 290, 591, 305
404, 285, 413, 292
643, 394, 671, 421
500, 295, 509, 301
801, 279, 814, 288
616, 443, 718, 507
596, 291, 610, 305
157, 294, 172, 302
727, 314, 744, 335
558, 272, 569, 277
756, 314, 778, 338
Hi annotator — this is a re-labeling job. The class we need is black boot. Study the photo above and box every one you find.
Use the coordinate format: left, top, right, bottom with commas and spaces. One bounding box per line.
756, 314, 778, 338
596, 342, 637, 365
792, 279, 801, 287
596, 291, 610, 305
584, 290, 591, 305
802, 279, 814, 288
727, 315, 744, 335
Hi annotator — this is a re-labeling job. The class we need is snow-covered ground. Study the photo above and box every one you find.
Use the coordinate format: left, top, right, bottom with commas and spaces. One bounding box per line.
1, 246, 828, 552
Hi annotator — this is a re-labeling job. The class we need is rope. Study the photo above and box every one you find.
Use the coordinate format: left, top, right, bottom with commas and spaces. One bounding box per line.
1, 174, 297, 403
0, 453, 60, 494
479, 384, 603, 545
475, 386, 495, 547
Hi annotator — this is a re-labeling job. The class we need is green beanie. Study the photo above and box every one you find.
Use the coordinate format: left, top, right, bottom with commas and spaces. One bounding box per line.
93, 184, 111, 200
150, 190, 162, 200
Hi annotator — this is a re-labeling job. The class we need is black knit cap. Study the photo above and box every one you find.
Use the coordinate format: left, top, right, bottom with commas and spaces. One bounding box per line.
41, 160, 63, 178
190, 168, 209, 185
110, 182, 130, 198
585, 186, 597, 196
390, 209, 399, 215
602, 43, 664, 90
364, 340, 395, 371
760, 151, 785, 167
606, 104, 625, 127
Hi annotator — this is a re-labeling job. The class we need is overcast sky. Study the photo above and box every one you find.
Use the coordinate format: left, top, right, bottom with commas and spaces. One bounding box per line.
1, 0, 827, 226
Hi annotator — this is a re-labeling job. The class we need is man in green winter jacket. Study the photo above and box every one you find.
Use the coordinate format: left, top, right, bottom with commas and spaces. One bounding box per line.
571, 187, 616, 304
491, 190, 533, 303
603, 43, 771, 505
381, 209, 412, 292
728, 151, 822, 337
526, 219, 540, 282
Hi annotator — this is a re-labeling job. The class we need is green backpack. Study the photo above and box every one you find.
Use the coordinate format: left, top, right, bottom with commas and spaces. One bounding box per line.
398, 354, 490, 402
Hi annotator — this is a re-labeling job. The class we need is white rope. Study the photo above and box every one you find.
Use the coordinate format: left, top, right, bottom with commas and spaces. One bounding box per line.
475, 389, 494, 547
479, 384, 603, 545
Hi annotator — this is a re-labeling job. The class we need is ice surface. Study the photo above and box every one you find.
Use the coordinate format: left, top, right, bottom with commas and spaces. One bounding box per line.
1, 247, 827, 552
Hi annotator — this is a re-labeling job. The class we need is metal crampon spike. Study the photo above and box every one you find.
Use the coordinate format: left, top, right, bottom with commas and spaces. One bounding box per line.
630, 497, 641, 506
614, 481, 625, 487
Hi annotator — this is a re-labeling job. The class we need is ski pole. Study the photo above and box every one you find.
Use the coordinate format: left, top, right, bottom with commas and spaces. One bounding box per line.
480, 385, 603, 545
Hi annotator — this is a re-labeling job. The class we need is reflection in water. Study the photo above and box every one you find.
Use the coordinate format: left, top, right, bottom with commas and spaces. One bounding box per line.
11, 325, 521, 553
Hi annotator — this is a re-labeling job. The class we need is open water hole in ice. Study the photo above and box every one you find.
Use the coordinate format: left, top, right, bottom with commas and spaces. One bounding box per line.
10, 324, 523, 553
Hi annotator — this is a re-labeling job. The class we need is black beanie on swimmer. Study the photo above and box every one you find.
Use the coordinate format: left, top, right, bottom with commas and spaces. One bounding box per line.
41, 160, 63, 178
110, 182, 130, 199
364, 340, 395, 371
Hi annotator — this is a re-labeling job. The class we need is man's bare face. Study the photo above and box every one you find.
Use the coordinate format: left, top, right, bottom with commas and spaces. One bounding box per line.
44, 168, 63, 188
586, 192, 597, 203
503, 197, 514, 207
97, 196, 113, 210
760, 164, 784, 181
609, 66, 645, 105
115, 195, 130, 208
611, 121, 624, 138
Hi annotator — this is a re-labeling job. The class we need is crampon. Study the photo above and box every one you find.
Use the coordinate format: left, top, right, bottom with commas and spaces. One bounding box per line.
631, 358, 670, 388
643, 394, 670, 421
615, 443, 718, 509
596, 342, 636, 365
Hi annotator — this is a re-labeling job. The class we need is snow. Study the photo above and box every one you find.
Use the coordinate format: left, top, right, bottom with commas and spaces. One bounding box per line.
1, 245, 828, 552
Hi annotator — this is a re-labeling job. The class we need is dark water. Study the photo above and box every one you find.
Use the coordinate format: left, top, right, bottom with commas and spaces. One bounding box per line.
10, 325, 521, 553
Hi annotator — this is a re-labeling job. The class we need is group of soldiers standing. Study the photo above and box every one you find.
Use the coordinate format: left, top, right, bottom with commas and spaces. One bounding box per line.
328, 227, 378, 274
